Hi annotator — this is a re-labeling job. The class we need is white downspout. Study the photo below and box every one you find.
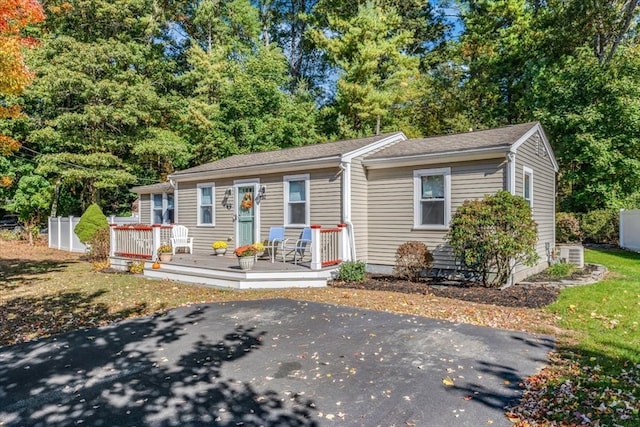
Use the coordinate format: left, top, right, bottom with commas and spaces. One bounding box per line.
506, 150, 516, 286
507, 151, 516, 195
339, 161, 357, 261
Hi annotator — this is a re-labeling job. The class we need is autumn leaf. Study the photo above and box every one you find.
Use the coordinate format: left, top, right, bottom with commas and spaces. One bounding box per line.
442, 376, 455, 386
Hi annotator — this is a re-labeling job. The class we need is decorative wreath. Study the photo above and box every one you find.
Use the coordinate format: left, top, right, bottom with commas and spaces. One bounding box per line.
240, 192, 253, 210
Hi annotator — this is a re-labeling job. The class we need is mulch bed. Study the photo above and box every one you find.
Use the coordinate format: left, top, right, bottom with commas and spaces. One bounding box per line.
330, 275, 560, 309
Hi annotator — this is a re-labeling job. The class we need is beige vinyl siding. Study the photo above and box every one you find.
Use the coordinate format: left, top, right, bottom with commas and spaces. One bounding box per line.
174, 168, 342, 254
308, 168, 343, 228
513, 132, 556, 281
351, 158, 368, 259
138, 194, 151, 224
367, 159, 506, 269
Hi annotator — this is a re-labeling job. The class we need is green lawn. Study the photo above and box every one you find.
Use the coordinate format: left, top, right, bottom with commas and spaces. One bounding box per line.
512, 248, 640, 426
549, 248, 640, 364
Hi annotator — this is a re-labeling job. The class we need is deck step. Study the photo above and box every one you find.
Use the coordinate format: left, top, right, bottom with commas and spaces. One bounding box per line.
142, 261, 332, 290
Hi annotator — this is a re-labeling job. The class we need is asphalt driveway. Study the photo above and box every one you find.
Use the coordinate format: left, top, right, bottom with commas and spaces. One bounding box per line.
0, 299, 554, 426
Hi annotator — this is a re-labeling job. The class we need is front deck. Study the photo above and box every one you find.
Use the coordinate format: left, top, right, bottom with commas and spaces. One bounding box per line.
111, 252, 336, 289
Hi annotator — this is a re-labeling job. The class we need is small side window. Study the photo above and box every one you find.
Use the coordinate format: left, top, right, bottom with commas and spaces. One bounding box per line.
523, 167, 533, 207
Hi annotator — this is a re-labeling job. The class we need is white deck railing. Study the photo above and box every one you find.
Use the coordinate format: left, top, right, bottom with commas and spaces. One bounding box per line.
110, 224, 173, 260
110, 223, 349, 269
310, 224, 348, 270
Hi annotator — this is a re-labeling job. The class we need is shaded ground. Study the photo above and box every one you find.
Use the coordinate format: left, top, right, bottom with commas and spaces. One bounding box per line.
0, 299, 554, 427
330, 276, 561, 309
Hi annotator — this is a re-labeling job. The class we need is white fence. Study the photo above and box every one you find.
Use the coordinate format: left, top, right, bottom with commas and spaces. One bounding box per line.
49, 215, 139, 253
620, 209, 640, 251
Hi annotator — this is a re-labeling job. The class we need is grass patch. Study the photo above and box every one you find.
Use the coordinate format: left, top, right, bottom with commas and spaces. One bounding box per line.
548, 249, 640, 363
511, 248, 640, 426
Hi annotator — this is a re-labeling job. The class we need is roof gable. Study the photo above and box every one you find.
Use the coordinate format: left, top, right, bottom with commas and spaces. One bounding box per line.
366, 122, 540, 161
363, 122, 559, 172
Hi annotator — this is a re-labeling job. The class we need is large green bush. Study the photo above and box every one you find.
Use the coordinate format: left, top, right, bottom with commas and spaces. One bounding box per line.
556, 212, 582, 243
393, 241, 433, 281
74, 203, 109, 244
446, 191, 539, 287
580, 209, 619, 244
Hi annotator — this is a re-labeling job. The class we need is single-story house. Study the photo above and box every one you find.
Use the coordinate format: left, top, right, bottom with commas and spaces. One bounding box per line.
131, 121, 558, 283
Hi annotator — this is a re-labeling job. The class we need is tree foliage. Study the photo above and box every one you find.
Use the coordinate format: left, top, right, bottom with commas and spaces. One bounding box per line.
312, 2, 419, 136
0, 0, 44, 183
7, 174, 51, 244
447, 191, 539, 287
1, 0, 639, 220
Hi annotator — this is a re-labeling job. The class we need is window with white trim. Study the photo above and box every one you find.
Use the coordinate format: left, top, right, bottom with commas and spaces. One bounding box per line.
523, 166, 533, 207
413, 168, 451, 229
284, 174, 309, 226
197, 183, 215, 226
151, 193, 174, 224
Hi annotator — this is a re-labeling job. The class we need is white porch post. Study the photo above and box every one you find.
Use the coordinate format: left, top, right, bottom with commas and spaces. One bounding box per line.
152, 224, 161, 261
109, 224, 117, 257
338, 223, 348, 262
310, 224, 322, 270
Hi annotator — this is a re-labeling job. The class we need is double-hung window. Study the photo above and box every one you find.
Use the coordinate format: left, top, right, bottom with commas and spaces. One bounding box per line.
151, 193, 174, 224
413, 167, 451, 229
284, 174, 309, 226
197, 183, 215, 226
523, 166, 533, 207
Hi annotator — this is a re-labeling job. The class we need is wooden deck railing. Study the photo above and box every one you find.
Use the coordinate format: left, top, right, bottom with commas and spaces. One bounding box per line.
110, 224, 173, 260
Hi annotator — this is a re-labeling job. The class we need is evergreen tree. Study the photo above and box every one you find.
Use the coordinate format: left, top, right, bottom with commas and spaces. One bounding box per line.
16, 0, 187, 213
312, 2, 419, 137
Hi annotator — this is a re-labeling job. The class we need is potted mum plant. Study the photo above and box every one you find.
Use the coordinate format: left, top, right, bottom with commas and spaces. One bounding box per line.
234, 244, 258, 270
157, 243, 173, 262
212, 240, 228, 256
253, 241, 265, 258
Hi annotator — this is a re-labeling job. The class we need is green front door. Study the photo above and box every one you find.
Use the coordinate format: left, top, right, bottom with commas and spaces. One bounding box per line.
237, 185, 255, 246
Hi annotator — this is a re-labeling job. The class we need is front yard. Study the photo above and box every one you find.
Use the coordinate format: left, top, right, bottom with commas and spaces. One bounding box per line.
0, 241, 638, 425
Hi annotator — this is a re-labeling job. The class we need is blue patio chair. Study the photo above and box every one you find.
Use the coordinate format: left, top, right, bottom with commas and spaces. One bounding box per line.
265, 227, 286, 263
283, 227, 312, 264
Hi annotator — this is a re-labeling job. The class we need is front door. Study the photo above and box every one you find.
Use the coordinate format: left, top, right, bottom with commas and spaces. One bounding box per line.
237, 185, 255, 246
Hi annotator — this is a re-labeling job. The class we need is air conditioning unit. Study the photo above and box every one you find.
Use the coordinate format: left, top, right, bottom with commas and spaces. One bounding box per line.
558, 245, 584, 268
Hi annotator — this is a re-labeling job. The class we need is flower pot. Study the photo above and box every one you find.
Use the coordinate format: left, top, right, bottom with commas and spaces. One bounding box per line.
159, 253, 172, 262
215, 248, 227, 256
238, 256, 255, 271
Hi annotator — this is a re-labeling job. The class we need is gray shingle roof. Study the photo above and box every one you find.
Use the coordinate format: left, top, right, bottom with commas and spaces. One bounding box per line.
171, 132, 403, 177
367, 122, 539, 160
130, 182, 173, 194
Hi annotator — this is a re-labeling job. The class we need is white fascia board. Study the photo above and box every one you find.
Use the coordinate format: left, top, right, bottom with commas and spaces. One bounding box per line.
362, 146, 508, 169
169, 157, 340, 183
341, 132, 407, 162
511, 122, 559, 172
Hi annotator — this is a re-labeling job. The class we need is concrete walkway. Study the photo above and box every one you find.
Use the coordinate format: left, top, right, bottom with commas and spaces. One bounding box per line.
0, 299, 554, 426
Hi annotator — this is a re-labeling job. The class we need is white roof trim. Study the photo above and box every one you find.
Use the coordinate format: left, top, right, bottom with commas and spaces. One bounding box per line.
510, 122, 559, 172
341, 132, 407, 162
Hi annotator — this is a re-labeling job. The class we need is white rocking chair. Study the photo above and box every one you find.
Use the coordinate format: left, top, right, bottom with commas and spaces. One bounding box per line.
170, 225, 194, 255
